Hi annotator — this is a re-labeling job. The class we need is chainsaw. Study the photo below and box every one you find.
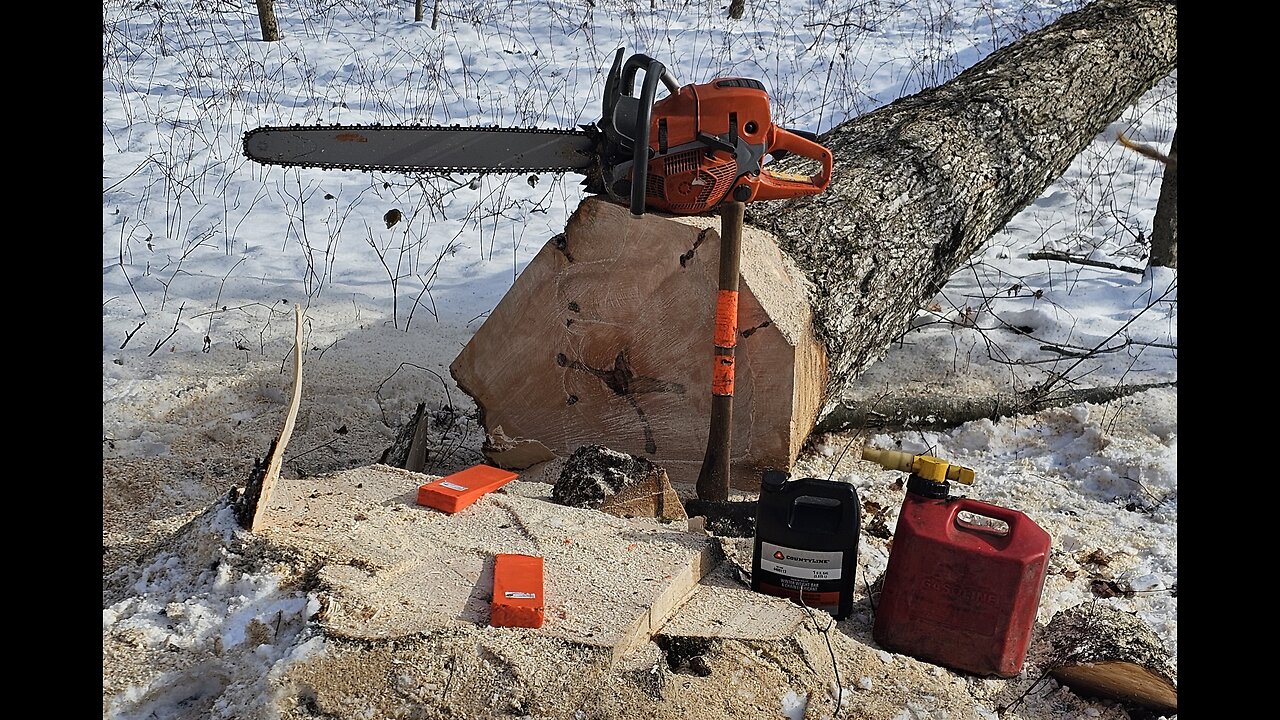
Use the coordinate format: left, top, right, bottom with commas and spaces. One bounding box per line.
242, 48, 833, 217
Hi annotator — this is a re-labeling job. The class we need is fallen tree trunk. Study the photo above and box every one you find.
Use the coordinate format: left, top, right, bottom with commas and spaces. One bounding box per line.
451, 1, 1177, 486
815, 381, 1176, 434
749, 0, 1177, 417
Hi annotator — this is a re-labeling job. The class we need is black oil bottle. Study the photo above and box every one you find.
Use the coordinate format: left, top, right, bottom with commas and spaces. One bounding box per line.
751, 470, 861, 619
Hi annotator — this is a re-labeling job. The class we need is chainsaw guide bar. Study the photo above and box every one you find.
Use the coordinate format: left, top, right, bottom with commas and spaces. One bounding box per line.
242, 124, 599, 176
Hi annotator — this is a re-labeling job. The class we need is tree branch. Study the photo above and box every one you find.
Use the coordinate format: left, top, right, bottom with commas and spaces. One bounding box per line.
814, 381, 1176, 434
1027, 250, 1145, 274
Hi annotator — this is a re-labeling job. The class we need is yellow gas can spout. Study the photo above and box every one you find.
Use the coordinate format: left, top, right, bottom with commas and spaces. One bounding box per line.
861, 446, 976, 485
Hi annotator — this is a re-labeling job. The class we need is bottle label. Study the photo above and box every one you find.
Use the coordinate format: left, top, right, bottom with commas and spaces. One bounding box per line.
758, 541, 843, 580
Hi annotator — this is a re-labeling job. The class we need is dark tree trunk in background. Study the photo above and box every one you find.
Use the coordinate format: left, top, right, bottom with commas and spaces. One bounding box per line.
255, 0, 281, 42
416, 0, 424, 23
1148, 126, 1177, 268
729, 0, 745, 20
747, 0, 1177, 416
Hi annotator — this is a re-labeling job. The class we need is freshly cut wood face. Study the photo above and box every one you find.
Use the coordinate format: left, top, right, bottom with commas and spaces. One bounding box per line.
450, 197, 828, 489
257, 464, 721, 666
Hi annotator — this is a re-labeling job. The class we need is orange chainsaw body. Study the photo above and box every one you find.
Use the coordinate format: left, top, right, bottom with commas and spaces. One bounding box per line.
637, 78, 833, 214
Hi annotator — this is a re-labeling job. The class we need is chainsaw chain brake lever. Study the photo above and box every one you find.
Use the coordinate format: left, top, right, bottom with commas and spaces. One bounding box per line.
627, 57, 668, 216
599, 48, 680, 217
600, 49, 679, 147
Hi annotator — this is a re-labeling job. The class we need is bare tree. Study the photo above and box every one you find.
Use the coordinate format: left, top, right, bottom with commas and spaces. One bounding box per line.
255, 0, 281, 42
729, 0, 745, 20
1148, 126, 1177, 268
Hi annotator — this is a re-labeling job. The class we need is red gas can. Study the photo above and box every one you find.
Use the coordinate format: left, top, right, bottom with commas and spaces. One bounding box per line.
872, 457, 1051, 678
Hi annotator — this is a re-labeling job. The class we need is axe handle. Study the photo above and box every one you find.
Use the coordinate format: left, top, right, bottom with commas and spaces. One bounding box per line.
696, 201, 745, 502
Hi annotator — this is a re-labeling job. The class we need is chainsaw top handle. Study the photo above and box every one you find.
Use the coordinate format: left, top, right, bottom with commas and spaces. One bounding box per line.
597, 48, 834, 216
630, 57, 666, 216
600, 48, 680, 216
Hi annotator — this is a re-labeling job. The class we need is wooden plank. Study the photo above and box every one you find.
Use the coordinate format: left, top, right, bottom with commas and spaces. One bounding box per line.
656, 561, 808, 641
257, 464, 722, 664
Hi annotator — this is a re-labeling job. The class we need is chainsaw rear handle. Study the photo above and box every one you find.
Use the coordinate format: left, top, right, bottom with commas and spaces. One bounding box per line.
768, 128, 818, 158
754, 127, 834, 201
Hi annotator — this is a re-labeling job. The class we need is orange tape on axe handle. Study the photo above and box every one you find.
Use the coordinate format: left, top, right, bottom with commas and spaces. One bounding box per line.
712, 290, 738, 396
714, 290, 739, 349
712, 355, 735, 396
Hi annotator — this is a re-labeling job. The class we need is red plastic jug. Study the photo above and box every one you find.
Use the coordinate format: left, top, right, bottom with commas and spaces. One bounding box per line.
872, 456, 1050, 678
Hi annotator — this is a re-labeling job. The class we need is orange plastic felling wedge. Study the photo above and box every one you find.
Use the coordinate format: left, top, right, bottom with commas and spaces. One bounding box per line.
491, 554, 545, 628
416, 464, 518, 513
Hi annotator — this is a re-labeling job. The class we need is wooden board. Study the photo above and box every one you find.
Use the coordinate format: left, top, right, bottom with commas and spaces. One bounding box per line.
256, 463, 721, 666
657, 560, 809, 641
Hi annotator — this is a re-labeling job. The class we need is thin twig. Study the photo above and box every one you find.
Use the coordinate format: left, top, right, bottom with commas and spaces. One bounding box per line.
102, 154, 159, 195
120, 322, 145, 350
1027, 251, 1144, 275
285, 436, 341, 465
148, 304, 186, 357
1036, 283, 1177, 398
374, 362, 456, 428
998, 666, 1056, 714
803, 21, 870, 31
796, 595, 843, 719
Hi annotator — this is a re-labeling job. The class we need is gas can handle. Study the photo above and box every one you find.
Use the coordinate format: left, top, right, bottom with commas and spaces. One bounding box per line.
949, 497, 1024, 539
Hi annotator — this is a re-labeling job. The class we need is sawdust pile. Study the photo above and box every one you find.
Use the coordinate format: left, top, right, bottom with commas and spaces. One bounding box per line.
102, 493, 1053, 720
102, 311, 1175, 720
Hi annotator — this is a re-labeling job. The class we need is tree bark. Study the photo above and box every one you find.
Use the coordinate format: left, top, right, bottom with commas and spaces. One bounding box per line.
746, 0, 1177, 417
1148, 126, 1177, 268
255, 0, 281, 42
1039, 602, 1177, 713
815, 381, 1175, 434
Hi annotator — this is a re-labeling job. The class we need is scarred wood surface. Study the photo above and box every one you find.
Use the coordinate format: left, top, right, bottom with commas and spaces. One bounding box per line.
451, 196, 826, 489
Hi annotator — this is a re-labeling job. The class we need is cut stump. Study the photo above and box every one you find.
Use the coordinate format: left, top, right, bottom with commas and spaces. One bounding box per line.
450, 196, 828, 490
1040, 602, 1177, 714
